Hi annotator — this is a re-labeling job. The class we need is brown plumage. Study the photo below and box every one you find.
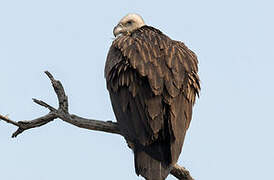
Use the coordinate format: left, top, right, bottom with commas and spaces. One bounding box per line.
105, 14, 200, 180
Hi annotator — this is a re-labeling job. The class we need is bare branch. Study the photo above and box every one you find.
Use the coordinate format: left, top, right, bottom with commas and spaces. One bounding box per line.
0, 71, 194, 180
65, 115, 121, 135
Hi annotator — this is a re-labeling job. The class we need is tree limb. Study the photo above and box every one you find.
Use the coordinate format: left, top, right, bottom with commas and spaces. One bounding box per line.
0, 71, 194, 180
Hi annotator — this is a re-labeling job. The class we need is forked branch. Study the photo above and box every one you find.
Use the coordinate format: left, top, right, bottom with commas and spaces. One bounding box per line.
0, 71, 194, 180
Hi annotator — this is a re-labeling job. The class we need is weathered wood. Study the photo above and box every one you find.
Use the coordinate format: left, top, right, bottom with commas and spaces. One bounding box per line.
0, 71, 194, 180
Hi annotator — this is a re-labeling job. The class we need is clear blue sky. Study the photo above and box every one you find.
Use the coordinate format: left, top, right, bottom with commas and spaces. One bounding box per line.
1, 0, 273, 179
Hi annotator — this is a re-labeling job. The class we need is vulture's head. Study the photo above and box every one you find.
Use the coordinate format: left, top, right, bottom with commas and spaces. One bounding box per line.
113, 13, 145, 37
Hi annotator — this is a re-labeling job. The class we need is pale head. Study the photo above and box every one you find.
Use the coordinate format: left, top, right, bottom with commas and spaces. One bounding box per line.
113, 13, 145, 37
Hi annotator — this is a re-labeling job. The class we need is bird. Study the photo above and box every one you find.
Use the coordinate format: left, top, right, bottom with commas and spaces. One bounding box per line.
105, 13, 200, 180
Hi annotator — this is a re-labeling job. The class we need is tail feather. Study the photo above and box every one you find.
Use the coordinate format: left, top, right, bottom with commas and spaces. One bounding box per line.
135, 151, 172, 180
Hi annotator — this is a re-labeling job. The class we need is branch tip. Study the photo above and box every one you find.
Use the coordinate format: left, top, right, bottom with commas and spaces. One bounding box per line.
12, 128, 24, 138
44, 71, 54, 80
0, 114, 20, 127
32, 98, 56, 111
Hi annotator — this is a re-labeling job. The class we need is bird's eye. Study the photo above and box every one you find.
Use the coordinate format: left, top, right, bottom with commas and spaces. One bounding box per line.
127, 21, 133, 25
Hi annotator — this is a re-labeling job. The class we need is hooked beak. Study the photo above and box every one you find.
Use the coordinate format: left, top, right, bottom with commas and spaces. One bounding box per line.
113, 24, 123, 37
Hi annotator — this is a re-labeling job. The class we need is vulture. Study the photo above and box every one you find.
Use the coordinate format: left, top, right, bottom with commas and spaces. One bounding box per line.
105, 13, 200, 180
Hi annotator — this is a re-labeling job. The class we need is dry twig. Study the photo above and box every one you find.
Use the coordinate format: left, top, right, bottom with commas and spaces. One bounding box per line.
0, 71, 194, 180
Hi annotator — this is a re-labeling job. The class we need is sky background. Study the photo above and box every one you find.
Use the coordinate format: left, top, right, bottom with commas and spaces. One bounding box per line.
0, 0, 273, 179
